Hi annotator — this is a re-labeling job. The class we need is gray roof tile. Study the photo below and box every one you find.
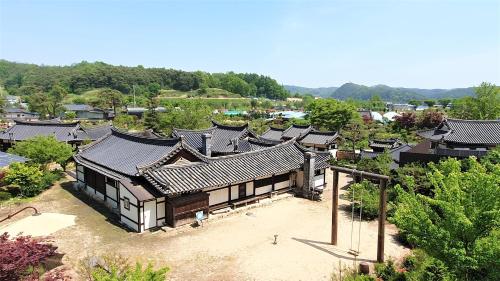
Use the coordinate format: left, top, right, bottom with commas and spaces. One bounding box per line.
418, 119, 500, 145
0, 120, 90, 142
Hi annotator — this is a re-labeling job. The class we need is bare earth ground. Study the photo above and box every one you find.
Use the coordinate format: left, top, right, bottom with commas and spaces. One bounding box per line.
0, 170, 409, 281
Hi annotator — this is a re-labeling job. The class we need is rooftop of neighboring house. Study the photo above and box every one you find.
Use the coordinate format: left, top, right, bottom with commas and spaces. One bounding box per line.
260, 124, 338, 146
0, 151, 28, 168
417, 118, 500, 146
361, 143, 413, 170
172, 120, 258, 154
0, 119, 89, 142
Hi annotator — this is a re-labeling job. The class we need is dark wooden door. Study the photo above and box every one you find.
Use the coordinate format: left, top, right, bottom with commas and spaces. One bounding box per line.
238, 183, 246, 198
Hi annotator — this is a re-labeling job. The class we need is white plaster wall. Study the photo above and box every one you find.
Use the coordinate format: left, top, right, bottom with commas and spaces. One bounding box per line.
296, 171, 304, 188
314, 174, 325, 187
119, 183, 139, 231
275, 180, 290, 190
255, 185, 272, 195
157, 197, 165, 225
230, 185, 239, 200
106, 184, 117, 201
209, 188, 229, 206
246, 181, 254, 196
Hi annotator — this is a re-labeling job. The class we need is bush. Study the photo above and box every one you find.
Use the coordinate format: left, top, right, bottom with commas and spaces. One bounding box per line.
79, 254, 169, 281
8, 136, 74, 169
0, 191, 12, 201
41, 170, 64, 189
3, 163, 44, 197
0, 233, 57, 280
345, 180, 381, 220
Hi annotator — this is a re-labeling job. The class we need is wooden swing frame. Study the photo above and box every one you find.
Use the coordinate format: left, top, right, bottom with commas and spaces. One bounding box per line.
330, 166, 390, 263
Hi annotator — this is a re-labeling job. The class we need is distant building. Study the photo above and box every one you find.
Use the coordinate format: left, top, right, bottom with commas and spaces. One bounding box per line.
358, 110, 383, 122
386, 103, 416, 112
4, 95, 21, 105
400, 119, 500, 165
360, 139, 413, 170
286, 97, 303, 102
2, 108, 40, 122
383, 111, 401, 122
269, 111, 307, 120
416, 105, 429, 111
63, 104, 112, 120
126, 107, 166, 117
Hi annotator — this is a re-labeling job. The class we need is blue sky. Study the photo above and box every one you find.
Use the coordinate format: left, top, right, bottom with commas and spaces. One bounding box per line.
1, 0, 499, 88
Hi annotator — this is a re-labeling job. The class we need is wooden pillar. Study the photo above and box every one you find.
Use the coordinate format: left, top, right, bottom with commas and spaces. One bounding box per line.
377, 179, 387, 263
331, 170, 339, 245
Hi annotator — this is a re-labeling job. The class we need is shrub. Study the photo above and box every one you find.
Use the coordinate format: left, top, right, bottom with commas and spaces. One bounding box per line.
8, 135, 74, 169
41, 170, 64, 189
79, 254, 169, 281
3, 163, 44, 197
0, 191, 12, 201
0, 233, 57, 280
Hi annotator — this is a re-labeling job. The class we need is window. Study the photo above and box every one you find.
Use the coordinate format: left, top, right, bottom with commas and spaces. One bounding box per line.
123, 197, 130, 210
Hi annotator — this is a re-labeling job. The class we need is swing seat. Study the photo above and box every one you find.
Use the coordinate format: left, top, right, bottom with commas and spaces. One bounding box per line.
348, 249, 360, 256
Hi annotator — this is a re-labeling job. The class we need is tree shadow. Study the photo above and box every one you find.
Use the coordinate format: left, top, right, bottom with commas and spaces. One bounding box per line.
60, 181, 134, 233
291, 237, 376, 263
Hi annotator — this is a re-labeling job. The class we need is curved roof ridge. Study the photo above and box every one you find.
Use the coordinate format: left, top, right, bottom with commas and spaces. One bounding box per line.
445, 118, 500, 123
307, 129, 338, 135
211, 120, 249, 130
13, 119, 80, 126
172, 126, 216, 134
290, 124, 312, 128
294, 141, 331, 156
111, 127, 180, 144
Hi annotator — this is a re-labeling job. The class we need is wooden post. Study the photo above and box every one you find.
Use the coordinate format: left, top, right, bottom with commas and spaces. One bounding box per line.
331, 170, 339, 245
377, 179, 387, 263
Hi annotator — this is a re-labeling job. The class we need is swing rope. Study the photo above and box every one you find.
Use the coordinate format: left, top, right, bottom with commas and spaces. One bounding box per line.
349, 170, 364, 257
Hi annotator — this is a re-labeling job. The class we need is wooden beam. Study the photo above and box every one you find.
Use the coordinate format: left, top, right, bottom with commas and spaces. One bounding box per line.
330, 166, 390, 181
377, 179, 388, 263
331, 170, 339, 245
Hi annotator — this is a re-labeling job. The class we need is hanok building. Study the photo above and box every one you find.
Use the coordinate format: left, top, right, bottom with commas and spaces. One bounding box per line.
0, 120, 111, 150
63, 104, 113, 120
172, 121, 261, 156
360, 139, 412, 170
2, 108, 40, 123
400, 119, 500, 165
73, 128, 330, 232
260, 124, 338, 151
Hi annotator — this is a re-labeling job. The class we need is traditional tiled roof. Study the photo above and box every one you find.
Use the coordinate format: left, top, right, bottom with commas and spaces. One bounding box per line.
0, 151, 27, 168
82, 124, 113, 140
63, 104, 94, 112
260, 127, 285, 141
75, 128, 183, 176
0, 120, 90, 142
360, 144, 413, 170
299, 130, 338, 145
172, 121, 257, 154
418, 119, 500, 145
368, 139, 402, 149
281, 124, 312, 139
144, 139, 331, 195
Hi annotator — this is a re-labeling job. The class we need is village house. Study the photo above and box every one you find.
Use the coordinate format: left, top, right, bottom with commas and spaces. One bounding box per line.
260, 124, 338, 151
400, 119, 500, 165
360, 139, 413, 170
0, 120, 111, 150
63, 104, 113, 120
73, 128, 330, 232
2, 108, 40, 123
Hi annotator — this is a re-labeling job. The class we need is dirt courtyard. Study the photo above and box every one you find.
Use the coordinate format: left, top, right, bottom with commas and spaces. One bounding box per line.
0, 170, 409, 280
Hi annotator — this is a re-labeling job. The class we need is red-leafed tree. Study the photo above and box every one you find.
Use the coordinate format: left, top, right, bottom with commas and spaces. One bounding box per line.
417, 110, 444, 129
0, 232, 57, 280
394, 112, 417, 130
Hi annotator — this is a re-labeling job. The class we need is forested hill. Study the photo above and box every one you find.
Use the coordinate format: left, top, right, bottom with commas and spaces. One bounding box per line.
286, 82, 475, 102
0, 60, 289, 100
283, 85, 338, 97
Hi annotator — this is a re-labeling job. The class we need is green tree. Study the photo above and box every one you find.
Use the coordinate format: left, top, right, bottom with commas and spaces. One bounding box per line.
144, 98, 161, 132
423, 99, 436, 107
64, 111, 77, 120
95, 88, 124, 115
307, 99, 355, 131
147, 82, 161, 97
8, 136, 74, 169
3, 163, 44, 197
392, 157, 500, 280
450, 82, 500, 120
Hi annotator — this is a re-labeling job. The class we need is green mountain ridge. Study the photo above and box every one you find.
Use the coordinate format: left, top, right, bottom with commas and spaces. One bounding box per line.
285, 83, 475, 102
